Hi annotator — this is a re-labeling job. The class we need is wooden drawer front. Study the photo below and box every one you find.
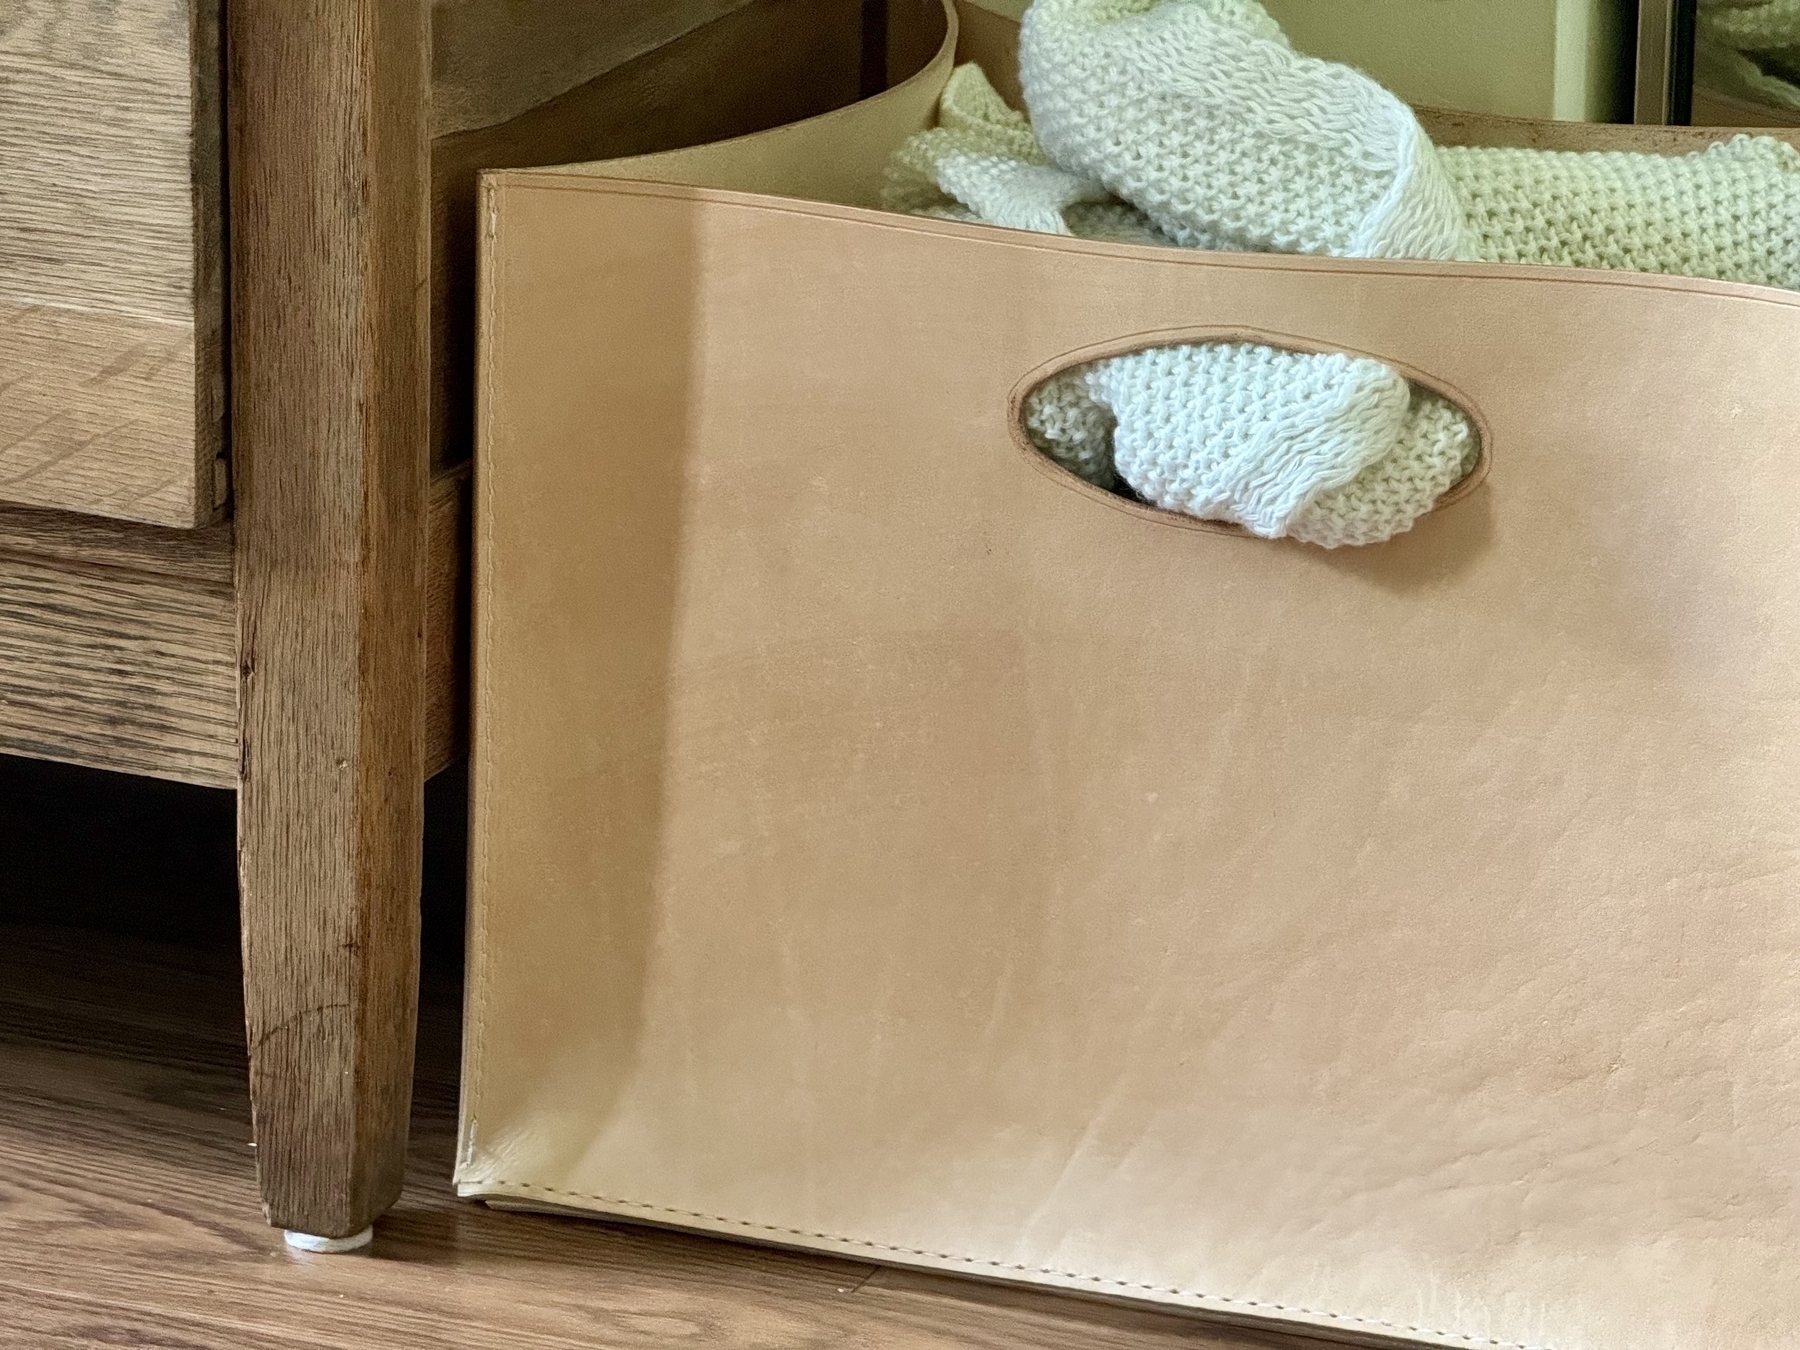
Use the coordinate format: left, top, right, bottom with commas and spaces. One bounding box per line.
0, 0, 222, 529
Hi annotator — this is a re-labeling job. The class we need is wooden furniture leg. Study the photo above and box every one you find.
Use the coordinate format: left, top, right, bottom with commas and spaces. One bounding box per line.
228, 0, 432, 1246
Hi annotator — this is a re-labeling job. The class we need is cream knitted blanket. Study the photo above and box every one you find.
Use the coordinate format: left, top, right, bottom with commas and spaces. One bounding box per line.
886, 0, 1800, 546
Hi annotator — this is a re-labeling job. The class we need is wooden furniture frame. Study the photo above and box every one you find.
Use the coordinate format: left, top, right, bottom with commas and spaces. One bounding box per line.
0, 0, 889, 1247
1, 0, 446, 1246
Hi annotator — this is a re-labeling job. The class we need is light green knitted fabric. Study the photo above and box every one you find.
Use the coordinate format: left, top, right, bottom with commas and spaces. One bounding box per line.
884, 63, 1476, 548
886, 63, 1177, 246
885, 0, 1800, 547
1022, 0, 1478, 260
1443, 137, 1800, 289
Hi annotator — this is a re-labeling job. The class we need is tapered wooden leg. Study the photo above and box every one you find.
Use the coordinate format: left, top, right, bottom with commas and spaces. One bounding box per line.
227, 0, 431, 1241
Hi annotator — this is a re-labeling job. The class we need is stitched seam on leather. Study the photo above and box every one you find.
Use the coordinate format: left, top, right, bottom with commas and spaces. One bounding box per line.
494, 176, 1800, 312
480, 1179, 1556, 1350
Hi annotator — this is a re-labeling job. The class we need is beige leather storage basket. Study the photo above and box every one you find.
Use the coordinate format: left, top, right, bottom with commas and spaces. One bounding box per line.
462, 5, 1800, 1346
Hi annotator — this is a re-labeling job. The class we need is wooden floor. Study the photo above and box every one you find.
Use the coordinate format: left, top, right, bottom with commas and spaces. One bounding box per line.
0, 755, 1335, 1349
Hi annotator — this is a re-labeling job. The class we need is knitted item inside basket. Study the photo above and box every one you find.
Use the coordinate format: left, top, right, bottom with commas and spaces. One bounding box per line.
887, 63, 1479, 548
885, 0, 1800, 547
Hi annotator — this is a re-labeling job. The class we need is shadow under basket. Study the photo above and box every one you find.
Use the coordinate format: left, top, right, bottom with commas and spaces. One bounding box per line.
460, 4, 1800, 1348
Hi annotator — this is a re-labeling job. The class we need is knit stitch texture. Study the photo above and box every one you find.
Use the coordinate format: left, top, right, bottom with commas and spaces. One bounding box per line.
1020, 0, 1477, 261
885, 0, 1800, 547
883, 61, 1477, 548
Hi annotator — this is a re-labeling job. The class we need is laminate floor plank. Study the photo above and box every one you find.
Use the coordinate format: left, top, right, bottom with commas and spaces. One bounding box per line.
0, 924, 1332, 1349
0, 755, 1331, 1350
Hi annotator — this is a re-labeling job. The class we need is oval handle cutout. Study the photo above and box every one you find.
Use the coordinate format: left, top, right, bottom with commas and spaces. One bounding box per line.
1012, 332, 1489, 548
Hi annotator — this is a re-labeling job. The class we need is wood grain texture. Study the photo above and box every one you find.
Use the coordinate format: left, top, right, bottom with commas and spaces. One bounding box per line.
0, 0, 201, 320
430, 0, 865, 464
0, 301, 210, 525
0, 497, 232, 585
424, 468, 471, 779
0, 470, 468, 790
0, 0, 225, 527
0, 922, 1341, 1350
228, 0, 432, 1238
0, 547, 235, 787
